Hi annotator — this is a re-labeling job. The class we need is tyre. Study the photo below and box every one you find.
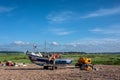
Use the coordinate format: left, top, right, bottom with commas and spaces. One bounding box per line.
43, 66, 48, 70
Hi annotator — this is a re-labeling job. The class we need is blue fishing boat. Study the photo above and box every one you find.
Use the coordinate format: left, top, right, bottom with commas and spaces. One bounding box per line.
26, 52, 73, 70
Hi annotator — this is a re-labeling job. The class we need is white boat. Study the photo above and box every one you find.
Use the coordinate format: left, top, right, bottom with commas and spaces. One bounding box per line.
26, 51, 73, 70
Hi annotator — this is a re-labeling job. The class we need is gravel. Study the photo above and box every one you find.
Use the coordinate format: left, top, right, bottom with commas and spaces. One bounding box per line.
0, 64, 120, 80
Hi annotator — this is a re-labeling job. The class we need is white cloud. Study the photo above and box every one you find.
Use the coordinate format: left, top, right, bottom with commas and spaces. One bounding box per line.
64, 38, 120, 52
0, 38, 120, 52
50, 42, 59, 46
81, 7, 120, 18
0, 42, 39, 51
13, 41, 30, 46
47, 11, 74, 23
89, 28, 103, 32
57, 31, 72, 35
51, 28, 74, 35
47, 7, 120, 22
65, 43, 77, 47
0, 6, 15, 13
90, 25, 120, 35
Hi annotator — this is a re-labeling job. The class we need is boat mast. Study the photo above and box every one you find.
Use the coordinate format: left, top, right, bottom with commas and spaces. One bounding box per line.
33, 43, 37, 52
44, 40, 46, 54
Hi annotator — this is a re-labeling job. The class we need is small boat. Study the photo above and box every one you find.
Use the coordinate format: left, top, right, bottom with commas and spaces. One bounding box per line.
26, 51, 73, 69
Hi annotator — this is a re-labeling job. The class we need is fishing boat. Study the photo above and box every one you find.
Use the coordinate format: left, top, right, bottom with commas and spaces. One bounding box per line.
26, 51, 72, 69
26, 43, 73, 70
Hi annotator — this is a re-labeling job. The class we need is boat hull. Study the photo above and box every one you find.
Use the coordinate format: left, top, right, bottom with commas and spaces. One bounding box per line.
28, 54, 72, 65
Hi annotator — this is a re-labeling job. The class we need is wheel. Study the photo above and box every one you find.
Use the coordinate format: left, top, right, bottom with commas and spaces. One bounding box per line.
43, 66, 48, 70
80, 64, 93, 71
80, 64, 86, 70
51, 66, 57, 70
55, 66, 57, 69
75, 63, 79, 66
86, 65, 93, 71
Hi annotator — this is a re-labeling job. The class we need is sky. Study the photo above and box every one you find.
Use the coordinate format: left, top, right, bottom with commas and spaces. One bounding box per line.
0, 0, 120, 52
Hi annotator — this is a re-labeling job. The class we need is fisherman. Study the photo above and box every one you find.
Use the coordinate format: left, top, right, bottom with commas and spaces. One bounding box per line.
51, 53, 56, 60
48, 53, 56, 64
51, 53, 56, 66
55, 53, 59, 59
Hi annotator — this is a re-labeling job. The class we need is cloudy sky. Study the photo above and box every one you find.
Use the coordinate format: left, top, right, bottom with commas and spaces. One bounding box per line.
0, 0, 120, 52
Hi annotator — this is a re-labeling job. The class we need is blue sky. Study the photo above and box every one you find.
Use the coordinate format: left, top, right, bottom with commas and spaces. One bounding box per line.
0, 0, 120, 52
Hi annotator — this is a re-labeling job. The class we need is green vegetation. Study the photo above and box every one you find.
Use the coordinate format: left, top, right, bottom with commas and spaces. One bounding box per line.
61, 53, 120, 65
0, 53, 120, 65
0, 53, 31, 63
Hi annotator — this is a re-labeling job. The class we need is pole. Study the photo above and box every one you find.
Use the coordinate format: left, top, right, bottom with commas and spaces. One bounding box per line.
45, 40, 46, 54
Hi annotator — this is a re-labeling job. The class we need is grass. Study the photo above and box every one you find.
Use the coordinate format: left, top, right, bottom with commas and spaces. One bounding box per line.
0, 53, 120, 65
61, 54, 120, 65
0, 53, 31, 63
